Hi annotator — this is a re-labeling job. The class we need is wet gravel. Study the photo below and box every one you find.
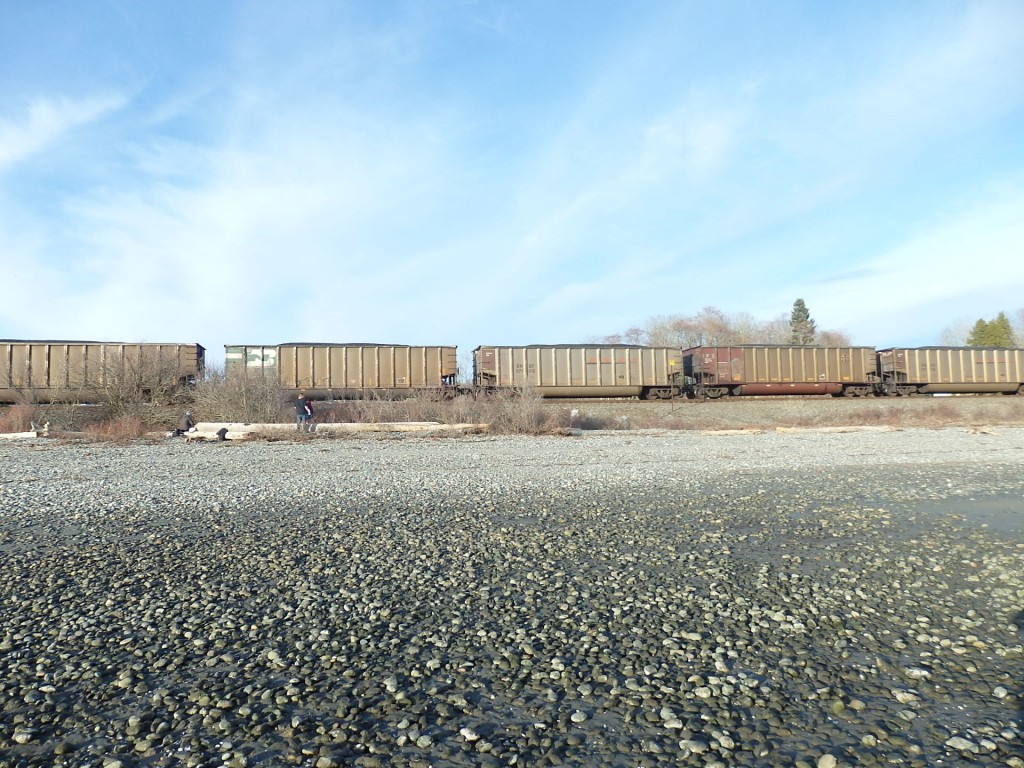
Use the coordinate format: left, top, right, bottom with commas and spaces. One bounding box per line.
1, 428, 1023, 767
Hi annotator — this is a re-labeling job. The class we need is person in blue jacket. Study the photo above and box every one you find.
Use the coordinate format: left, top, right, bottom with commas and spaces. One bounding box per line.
295, 394, 311, 431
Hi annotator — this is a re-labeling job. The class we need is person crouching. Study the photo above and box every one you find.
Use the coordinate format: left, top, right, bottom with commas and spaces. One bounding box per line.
175, 410, 195, 436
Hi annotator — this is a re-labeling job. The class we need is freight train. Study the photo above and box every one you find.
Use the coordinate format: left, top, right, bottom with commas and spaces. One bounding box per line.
0, 341, 206, 404
219, 342, 1024, 399
2, 340, 1024, 403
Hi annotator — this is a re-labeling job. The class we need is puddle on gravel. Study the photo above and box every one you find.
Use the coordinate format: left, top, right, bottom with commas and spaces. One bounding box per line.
903, 493, 1024, 536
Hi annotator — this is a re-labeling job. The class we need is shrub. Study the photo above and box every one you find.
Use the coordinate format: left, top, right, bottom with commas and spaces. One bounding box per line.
191, 369, 289, 423
476, 389, 562, 434
88, 354, 195, 419
0, 404, 39, 433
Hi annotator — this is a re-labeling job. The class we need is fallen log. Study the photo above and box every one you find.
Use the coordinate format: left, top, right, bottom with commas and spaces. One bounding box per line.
0, 430, 42, 440
188, 422, 488, 440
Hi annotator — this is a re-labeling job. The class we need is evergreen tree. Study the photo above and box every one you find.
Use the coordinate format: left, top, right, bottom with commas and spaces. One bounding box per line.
790, 298, 816, 345
966, 318, 990, 346
967, 313, 1018, 346
991, 312, 1017, 346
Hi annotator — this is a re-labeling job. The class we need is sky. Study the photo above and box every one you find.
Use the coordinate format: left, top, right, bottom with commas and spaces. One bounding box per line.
2, 1, 1024, 372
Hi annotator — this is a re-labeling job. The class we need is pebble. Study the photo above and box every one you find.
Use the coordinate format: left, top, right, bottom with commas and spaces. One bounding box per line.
945, 736, 978, 752
12, 728, 36, 745
0, 428, 1021, 766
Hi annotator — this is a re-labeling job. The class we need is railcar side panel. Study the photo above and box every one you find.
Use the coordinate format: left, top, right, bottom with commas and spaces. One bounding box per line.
0, 341, 205, 403
473, 345, 683, 398
684, 345, 877, 397
878, 347, 1024, 394
225, 344, 458, 398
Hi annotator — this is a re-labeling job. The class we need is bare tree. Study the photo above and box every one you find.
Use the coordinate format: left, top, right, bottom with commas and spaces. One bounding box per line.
728, 312, 762, 344
696, 306, 733, 344
621, 326, 646, 345
601, 304, 850, 348
644, 314, 703, 347
91, 351, 193, 417
817, 329, 853, 346
642, 307, 737, 347
938, 318, 973, 346
192, 369, 288, 423
758, 314, 793, 343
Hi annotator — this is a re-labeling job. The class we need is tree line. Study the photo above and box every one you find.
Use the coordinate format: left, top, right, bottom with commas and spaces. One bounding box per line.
599, 301, 1024, 348
942, 311, 1021, 347
598, 299, 850, 348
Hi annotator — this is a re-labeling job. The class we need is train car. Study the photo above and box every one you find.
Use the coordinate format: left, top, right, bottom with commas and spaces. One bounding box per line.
683, 345, 878, 398
878, 347, 1024, 395
473, 344, 684, 399
0, 340, 205, 404
225, 343, 459, 398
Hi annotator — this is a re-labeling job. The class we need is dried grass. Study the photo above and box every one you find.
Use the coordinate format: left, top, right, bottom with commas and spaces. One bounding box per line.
82, 416, 149, 442
316, 389, 565, 434
27, 387, 1019, 440
0, 404, 39, 433
569, 395, 1024, 432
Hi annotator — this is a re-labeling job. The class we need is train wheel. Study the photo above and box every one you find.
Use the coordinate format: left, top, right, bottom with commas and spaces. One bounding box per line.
642, 388, 669, 400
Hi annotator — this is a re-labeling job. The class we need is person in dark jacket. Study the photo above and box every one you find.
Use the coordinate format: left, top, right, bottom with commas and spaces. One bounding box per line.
295, 394, 310, 431
304, 397, 315, 432
175, 410, 195, 436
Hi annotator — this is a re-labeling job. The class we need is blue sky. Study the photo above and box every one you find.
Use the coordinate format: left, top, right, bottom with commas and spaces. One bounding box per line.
2, 1, 1023, 369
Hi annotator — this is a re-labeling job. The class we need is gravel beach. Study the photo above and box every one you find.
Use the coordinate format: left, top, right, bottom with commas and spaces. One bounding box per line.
1, 427, 1022, 767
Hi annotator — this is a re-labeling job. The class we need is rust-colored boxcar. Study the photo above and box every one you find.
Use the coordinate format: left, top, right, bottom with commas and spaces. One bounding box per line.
473, 345, 684, 398
683, 345, 878, 397
0, 340, 205, 404
225, 343, 458, 398
877, 347, 1024, 395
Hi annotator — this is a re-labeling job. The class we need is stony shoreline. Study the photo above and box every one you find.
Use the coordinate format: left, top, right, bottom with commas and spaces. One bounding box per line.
1, 428, 1022, 767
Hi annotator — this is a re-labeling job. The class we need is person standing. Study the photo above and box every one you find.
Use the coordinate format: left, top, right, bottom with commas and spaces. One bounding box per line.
304, 397, 315, 432
295, 393, 309, 431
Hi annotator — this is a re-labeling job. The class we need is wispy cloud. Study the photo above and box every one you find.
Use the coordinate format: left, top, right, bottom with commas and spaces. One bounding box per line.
848, 2, 1024, 140
0, 94, 125, 171
790, 181, 1024, 342
2, 1, 1023, 358
631, 97, 748, 185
